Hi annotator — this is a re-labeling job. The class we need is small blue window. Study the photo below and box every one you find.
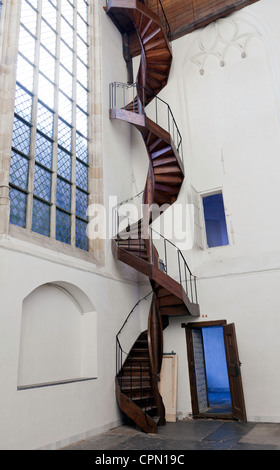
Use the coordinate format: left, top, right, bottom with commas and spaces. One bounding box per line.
202, 193, 229, 248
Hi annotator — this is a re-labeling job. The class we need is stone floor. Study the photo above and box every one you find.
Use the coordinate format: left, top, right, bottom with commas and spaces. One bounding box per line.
62, 418, 280, 451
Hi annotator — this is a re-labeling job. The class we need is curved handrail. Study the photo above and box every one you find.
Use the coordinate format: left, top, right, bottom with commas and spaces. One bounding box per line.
116, 291, 153, 375
113, 207, 198, 304
109, 81, 184, 166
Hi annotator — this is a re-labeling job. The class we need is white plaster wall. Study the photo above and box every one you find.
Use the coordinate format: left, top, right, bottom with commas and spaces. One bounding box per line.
0, 238, 140, 450
158, 0, 280, 423
2, 0, 280, 451
0, 0, 144, 450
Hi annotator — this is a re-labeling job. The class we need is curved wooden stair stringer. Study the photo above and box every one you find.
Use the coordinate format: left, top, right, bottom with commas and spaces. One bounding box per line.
107, 0, 200, 434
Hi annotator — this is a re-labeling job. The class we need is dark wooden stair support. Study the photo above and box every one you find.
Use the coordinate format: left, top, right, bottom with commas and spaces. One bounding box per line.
107, 0, 200, 434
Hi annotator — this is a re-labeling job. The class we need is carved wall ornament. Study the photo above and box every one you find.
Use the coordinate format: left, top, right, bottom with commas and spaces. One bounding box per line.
190, 17, 262, 75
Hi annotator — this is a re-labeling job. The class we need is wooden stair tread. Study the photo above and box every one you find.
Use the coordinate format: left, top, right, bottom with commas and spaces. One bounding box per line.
107, 0, 199, 437
154, 174, 183, 184
153, 165, 181, 174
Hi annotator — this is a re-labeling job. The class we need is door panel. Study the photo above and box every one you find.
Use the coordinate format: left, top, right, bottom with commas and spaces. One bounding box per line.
223, 323, 247, 422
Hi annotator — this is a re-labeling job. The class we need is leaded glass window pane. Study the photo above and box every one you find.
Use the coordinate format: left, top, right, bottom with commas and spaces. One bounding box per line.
61, 0, 74, 24
37, 101, 54, 137
77, 14, 87, 42
76, 82, 88, 111
16, 55, 34, 91
58, 91, 72, 123
76, 188, 87, 219
9, 187, 27, 228
57, 118, 72, 151
56, 178, 71, 212
39, 46, 56, 82
14, 84, 33, 123
38, 73, 55, 110
42, 1, 57, 30
35, 132, 53, 169
76, 218, 88, 251
57, 148, 72, 180
9, 151, 29, 191
76, 160, 88, 191
10, 0, 89, 251
59, 65, 73, 98
76, 107, 88, 137
60, 40, 73, 73
76, 133, 88, 164
32, 198, 51, 236
77, 36, 88, 65
33, 165, 52, 202
12, 118, 31, 155
40, 19, 57, 55
56, 209, 71, 244
18, 25, 36, 62
20, 1, 37, 36
76, 58, 88, 88
61, 16, 74, 48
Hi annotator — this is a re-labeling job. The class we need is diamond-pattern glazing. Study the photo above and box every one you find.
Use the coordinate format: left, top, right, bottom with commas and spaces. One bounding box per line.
33, 165, 52, 202
14, 84, 33, 123
76, 133, 88, 163
32, 198, 51, 236
37, 101, 54, 137
76, 217, 88, 251
9, 151, 29, 190
58, 118, 72, 151
35, 132, 53, 169
56, 177, 71, 212
76, 107, 88, 137
56, 208, 71, 244
40, 18, 57, 55
17, 55, 35, 90
76, 160, 88, 191
18, 25, 36, 63
57, 148, 71, 181
12, 117, 31, 156
9, 187, 27, 228
10, 0, 89, 251
76, 188, 88, 219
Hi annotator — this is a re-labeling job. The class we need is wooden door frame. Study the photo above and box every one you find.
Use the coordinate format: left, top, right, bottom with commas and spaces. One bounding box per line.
182, 320, 234, 420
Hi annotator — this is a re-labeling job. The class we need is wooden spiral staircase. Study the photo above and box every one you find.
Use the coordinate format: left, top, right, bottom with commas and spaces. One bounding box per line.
106, 0, 200, 433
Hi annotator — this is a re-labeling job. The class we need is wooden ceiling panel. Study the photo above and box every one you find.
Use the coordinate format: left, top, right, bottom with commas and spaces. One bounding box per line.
148, 0, 260, 39
129, 0, 259, 56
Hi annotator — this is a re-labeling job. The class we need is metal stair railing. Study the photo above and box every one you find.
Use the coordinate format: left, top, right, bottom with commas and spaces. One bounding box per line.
109, 82, 184, 167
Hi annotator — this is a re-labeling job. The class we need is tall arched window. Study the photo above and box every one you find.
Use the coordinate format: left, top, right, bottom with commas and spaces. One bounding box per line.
9, 0, 89, 250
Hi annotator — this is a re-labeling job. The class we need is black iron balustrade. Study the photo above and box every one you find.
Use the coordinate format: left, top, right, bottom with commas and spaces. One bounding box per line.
113, 198, 198, 305
116, 291, 152, 376
116, 291, 157, 428
149, 226, 198, 305
109, 82, 184, 167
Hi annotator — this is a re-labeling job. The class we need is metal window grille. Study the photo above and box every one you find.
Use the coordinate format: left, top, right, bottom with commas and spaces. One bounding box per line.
9, 0, 90, 251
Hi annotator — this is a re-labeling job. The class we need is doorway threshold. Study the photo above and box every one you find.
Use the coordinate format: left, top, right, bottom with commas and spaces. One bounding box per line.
194, 411, 234, 420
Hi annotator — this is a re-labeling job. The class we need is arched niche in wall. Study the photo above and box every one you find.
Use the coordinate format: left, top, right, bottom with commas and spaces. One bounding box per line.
17, 282, 97, 389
